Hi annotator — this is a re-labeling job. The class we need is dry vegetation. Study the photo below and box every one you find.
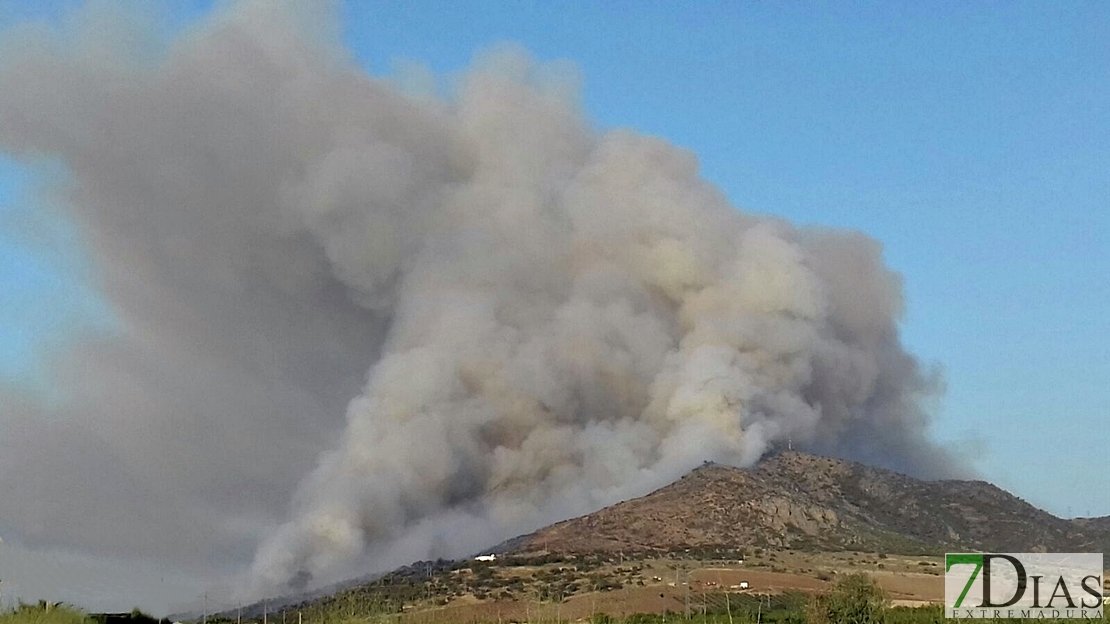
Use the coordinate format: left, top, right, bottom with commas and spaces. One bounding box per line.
210, 549, 970, 624
209, 571, 1105, 624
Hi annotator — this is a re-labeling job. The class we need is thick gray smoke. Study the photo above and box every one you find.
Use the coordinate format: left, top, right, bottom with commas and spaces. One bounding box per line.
0, 0, 967, 599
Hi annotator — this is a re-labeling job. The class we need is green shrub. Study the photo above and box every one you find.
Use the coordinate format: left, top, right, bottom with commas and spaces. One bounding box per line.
1, 604, 90, 624
808, 572, 887, 624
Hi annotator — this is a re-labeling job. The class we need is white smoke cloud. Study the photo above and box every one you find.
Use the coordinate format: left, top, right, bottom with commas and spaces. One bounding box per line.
0, 0, 967, 601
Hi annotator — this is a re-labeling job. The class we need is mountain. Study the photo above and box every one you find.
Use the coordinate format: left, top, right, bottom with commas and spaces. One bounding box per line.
193, 451, 1109, 622
497, 450, 1110, 557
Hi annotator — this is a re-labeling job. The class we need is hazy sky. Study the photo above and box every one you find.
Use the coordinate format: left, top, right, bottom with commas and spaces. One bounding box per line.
0, 0, 1107, 615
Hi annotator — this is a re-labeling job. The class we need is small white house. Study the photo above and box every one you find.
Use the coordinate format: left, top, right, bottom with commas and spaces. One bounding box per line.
474, 554, 497, 562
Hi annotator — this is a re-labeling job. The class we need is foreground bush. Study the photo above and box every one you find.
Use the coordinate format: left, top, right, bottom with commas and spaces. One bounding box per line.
808, 572, 887, 624
0, 604, 90, 624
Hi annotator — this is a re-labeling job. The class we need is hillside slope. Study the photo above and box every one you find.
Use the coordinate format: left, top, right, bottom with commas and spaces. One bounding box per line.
194, 451, 1109, 622
498, 451, 1110, 556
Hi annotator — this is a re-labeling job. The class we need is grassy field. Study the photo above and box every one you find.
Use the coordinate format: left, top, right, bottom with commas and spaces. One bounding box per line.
237, 549, 949, 624
4, 565, 1104, 624
197, 549, 1106, 624
3, 594, 1105, 624
211, 568, 1104, 624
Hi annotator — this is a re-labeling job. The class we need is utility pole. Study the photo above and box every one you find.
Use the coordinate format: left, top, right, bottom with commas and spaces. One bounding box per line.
263, 600, 268, 624
203, 593, 208, 624
715, 569, 731, 624
237, 603, 241, 624
684, 572, 689, 620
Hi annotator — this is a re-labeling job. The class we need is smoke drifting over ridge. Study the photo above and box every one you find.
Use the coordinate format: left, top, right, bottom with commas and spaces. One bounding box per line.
0, 0, 967, 597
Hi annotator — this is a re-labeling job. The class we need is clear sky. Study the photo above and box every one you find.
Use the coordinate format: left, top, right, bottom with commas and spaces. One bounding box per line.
0, 0, 1107, 613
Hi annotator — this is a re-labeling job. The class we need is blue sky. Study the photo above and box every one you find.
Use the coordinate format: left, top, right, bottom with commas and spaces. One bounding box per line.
1, 0, 1107, 523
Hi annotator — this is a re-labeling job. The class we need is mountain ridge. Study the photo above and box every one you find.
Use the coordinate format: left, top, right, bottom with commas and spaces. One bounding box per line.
183, 450, 1108, 621
495, 450, 1110, 557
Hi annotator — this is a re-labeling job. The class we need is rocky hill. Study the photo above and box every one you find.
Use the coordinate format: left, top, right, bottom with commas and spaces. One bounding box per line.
191, 450, 1109, 622
498, 450, 1110, 557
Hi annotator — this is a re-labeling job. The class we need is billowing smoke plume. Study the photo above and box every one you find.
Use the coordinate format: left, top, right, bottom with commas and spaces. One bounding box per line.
0, 0, 967, 599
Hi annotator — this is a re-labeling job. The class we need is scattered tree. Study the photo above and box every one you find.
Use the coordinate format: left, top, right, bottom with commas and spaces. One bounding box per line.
808, 572, 887, 624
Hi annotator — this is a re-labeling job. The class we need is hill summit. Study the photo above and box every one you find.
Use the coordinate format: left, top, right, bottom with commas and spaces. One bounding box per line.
498, 450, 1110, 557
